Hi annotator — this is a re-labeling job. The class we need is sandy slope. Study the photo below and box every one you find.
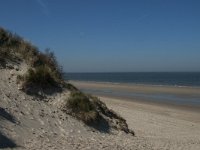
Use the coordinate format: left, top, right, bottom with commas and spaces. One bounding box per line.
0, 63, 144, 150
1, 63, 200, 150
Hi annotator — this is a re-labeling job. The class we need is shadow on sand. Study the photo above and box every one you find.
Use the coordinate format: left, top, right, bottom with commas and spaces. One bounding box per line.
0, 108, 17, 148
24, 86, 63, 101
87, 116, 110, 133
0, 132, 17, 148
0, 107, 16, 123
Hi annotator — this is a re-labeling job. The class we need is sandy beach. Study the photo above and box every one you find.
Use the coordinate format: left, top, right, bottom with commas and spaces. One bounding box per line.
1, 64, 200, 149
71, 81, 200, 149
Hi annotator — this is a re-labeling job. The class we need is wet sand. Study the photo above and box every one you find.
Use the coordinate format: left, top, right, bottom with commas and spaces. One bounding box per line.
70, 80, 200, 111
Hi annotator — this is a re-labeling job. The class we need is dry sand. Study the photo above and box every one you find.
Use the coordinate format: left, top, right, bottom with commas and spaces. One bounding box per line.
0, 63, 145, 150
101, 96, 200, 150
71, 81, 200, 150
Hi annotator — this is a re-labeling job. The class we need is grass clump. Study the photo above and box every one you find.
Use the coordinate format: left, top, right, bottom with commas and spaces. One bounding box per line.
17, 65, 62, 91
62, 91, 98, 123
62, 92, 134, 135
1, 27, 63, 89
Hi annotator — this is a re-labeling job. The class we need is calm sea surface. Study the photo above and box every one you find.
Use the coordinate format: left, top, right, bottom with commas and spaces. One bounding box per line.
65, 72, 200, 87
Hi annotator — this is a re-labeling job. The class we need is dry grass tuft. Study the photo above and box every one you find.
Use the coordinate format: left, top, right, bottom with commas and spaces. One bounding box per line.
1, 27, 63, 89
62, 91, 98, 123
62, 91, 134, 135
17, 65, 60, 90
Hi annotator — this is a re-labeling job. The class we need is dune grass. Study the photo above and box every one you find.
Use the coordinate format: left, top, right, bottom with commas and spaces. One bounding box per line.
17, 65, 61, 90
1, 26, 134, 135
62, 91, 134, 135
63, 91, 98, 123
0, 27, 63, 89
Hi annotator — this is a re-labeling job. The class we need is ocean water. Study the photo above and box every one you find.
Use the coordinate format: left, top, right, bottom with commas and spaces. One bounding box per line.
65, 72, 200, 87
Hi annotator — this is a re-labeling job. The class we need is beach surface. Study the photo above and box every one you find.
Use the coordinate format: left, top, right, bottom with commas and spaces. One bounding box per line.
71, 81, 200, 150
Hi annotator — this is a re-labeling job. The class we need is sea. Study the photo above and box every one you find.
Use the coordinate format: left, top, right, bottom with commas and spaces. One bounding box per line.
65, 72, 200, 87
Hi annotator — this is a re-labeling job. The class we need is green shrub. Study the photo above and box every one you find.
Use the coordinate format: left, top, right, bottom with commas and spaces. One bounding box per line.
64, 91, 98, 123
67, 92, 94, 112
18, 65, 60, 89
61, 90, 134, 135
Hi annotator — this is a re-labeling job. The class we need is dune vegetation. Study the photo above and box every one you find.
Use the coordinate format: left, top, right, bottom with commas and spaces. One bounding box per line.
0, 27, 134, 135
0, 27, 63, 89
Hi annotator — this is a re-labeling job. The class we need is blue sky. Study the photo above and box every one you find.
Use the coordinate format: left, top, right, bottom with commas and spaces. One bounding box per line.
1, 0, 200, 72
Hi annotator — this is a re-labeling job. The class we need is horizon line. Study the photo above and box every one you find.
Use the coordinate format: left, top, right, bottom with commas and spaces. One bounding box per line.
65, 71, 200, 74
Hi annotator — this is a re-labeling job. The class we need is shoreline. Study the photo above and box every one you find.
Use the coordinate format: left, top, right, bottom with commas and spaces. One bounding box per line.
99, 96, 200, 124
99, 94, 200, 114
68, 80, 200, 95
70, 80, 200, 113
68, 80, 200, 89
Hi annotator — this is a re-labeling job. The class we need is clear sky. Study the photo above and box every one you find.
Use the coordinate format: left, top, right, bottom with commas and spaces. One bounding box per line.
1, 0, 200, 72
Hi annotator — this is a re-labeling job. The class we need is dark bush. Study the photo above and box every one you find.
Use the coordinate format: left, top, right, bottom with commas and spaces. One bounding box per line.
68, 92, 94, 112
63, 91, 98, 123
18, 65, 60, 90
